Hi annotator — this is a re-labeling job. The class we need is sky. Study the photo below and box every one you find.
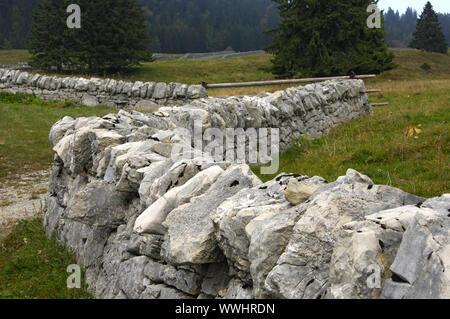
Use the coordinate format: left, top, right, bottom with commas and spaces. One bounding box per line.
377, 0, 450, 14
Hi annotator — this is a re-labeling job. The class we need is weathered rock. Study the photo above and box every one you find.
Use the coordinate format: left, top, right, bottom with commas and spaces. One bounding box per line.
326, 203, 447, 299
49, 116, 75, 147
187, 85, 207, 99
422, 194, 450, 217
326, 222, 389, 299
117, 256, 149, 299
144, 259, 203, 295
162, 165, 261, 265
134, 165, 224, 235
285, 178, 325, 205
246, 208, 301, 298
75, 78, 90, 91
81, 93, 99, 107
265, 169, 425, 299
382, 211, 450, 299
153, 82, 167, 99
201, 263, 231, 296
135, 100, 160, 113
211, 174, 316, 284
365, 205, 437, 232
67, 180, 132, 228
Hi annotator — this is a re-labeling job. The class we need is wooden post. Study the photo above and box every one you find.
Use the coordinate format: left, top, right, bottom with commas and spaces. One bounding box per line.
365, 89, 382, 93
371, 103, 389, 107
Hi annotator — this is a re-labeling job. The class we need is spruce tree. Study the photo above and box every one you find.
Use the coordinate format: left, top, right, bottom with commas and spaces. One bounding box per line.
265, 0, 395, 78
410, 2, 447, 54
28, 0, 70, 72
28, 0, 152, 74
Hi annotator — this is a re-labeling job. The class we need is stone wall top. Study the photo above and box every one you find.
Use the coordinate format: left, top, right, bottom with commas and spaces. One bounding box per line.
0, 68, 207, 109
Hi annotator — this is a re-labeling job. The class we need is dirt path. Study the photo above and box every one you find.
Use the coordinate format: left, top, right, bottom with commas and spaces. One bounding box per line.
0, 170, 49, 239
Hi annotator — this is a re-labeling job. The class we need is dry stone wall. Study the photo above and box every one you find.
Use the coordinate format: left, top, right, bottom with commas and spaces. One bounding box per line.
42, 79, 450, 299
0, 68, 207, 109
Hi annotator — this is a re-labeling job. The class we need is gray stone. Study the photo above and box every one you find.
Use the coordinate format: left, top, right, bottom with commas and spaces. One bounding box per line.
67, 180, 132, 227
135, 100, 161, 113
201, 263, 231, 296
265, 169, 425, 299
117, 256, 149, 299
422, 194, 450, 216
285, 178, 325, 205
75, 78, 89, 91
246, 208, 301, 298
153, 82, 167, 99
134, 165, 224, 235
139, 234, 164, 260
162, 165, 261, 265
49, 116, 75, 147
187, 85, 207, 99
81, 93, 99, 107
211, 176, 296, 283
131, 81, 144, 97
383, 211, 450, 298
122, 82, 132, 96
326, 224, 385, 299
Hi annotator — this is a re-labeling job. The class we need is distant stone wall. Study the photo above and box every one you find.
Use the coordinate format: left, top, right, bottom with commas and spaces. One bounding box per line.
0, 68, 207, 109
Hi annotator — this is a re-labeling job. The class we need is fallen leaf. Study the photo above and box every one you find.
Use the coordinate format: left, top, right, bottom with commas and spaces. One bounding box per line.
405, 124, 423, 137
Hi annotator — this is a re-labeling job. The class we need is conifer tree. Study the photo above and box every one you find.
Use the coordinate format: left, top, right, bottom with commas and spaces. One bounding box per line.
410, 2, 447, 54
28, 0, 69, 72
28, 0, 152, 74
265, 0, 395, 78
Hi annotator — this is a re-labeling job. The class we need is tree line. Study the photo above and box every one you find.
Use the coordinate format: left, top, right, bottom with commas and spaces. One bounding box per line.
137, 0, 280, 53
28, 0, 151, 73
385, 6, 450, 48
0, 0, 280, 52
0, 0, 41, 49
1, 0, 449, 52
1, 0, 447, 77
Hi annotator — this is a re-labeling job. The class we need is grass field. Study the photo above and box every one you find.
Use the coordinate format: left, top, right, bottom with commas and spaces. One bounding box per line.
0, 94, 109, 298
2, 48, 448, 96
0, 50, 31, 65
0, 48, 448, 298
253, 87, 449, 198
0, 218, 91, 298
0, 93, 112, 184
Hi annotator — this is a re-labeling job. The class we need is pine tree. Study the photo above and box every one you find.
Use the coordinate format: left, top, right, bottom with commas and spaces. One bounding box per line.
28, 0, 69, 72
410, 2, 447, 54
265, 0, 395, 78
28, 0, 152, 74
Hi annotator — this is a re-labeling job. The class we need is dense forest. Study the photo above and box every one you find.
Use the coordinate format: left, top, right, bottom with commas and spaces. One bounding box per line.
0, 0, 279, 52
0, 0, 449, 52
137, 0, 280, 53
0, 0, 41, 49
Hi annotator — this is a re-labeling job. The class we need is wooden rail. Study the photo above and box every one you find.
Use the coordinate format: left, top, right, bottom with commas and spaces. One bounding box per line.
371, 102, 389, 107
204, 74, 377, 89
